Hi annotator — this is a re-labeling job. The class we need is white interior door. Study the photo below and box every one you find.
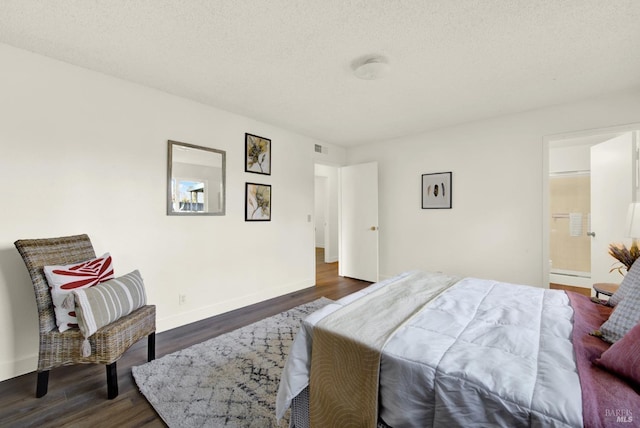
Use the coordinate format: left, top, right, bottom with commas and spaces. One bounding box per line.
590, 133, 635, 284
339, 162, 379, 282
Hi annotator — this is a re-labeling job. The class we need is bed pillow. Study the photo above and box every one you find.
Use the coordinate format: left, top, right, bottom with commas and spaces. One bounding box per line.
598, 279, 640, 343
608, 257, 640, 306
71, 270, 147, 356
596, 322, 640, 386
43, 253, 114, 332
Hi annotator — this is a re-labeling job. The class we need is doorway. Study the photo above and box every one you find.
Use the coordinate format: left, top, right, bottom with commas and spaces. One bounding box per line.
544, 125, 640, 295
314, 162, 380, 284
315, 164, 340, 285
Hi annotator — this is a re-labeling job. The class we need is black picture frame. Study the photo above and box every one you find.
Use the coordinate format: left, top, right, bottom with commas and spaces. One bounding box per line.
245, 183, 271, 221
421, 172, 452, 209
245, 133, 271, 175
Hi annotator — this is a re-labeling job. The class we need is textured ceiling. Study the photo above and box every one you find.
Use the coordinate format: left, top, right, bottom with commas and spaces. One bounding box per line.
1, 1, 639, 146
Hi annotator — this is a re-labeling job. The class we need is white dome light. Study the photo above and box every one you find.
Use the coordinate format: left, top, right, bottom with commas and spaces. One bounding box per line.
353, 56, 390, 80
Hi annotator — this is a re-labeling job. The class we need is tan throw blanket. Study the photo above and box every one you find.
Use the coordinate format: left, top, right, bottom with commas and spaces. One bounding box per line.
309, 271, 460, 427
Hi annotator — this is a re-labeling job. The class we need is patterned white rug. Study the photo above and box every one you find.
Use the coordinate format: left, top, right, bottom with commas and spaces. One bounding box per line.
132, 298, 332, 428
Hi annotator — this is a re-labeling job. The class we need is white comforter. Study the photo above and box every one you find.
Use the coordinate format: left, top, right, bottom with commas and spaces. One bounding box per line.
276, 271, 583, 428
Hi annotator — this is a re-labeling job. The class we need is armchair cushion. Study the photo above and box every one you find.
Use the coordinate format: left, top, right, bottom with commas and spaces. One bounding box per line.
44, 253, 114, 332
72, 270, 147, 356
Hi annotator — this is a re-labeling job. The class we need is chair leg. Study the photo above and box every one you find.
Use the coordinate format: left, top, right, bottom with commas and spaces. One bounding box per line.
36, 370, 49, 398
106, 362, 118, 399
148, 332, 156, 362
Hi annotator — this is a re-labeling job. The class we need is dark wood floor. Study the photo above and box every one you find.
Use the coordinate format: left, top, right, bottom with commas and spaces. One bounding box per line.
549, 282, 591, 297
0, 249, 369, 428
315, 247, 339, 286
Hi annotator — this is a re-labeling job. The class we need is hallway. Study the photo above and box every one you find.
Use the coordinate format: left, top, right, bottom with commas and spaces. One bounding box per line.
316, 247, 369, 287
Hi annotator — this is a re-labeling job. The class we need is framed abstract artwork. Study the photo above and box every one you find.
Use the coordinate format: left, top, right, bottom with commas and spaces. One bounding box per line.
245, 183, 271, 221
245, 133, 271, 175
422, 172, 452, 209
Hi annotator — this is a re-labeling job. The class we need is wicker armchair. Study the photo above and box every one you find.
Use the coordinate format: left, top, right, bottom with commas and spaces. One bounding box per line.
14, 234, 156, 399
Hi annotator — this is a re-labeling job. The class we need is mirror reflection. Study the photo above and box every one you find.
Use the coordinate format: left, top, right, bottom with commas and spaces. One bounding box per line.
167, 140, 226, 216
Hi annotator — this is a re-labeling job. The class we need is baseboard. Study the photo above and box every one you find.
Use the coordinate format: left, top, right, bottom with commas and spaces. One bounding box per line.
156, 278, 315, 333
0, 355, 37, 383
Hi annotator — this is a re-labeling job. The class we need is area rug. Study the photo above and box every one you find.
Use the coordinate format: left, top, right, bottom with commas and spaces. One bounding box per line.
132, 298, 332, 428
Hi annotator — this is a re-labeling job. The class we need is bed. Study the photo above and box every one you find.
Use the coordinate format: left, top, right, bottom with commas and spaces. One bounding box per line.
276, 270, 640, 428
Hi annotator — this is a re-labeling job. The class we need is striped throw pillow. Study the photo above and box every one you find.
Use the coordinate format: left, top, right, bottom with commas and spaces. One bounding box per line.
44, 253, 114, 332
73, 270, 147, 356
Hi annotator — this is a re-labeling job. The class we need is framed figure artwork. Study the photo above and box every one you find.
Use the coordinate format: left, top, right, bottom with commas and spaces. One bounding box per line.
422, 172, 452, 209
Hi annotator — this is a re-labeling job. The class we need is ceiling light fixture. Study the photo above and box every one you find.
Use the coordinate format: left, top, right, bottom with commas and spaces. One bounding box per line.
352, 55, 390, 80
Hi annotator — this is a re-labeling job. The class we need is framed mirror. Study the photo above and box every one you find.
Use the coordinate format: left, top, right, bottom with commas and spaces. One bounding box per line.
167, 140, 226, 216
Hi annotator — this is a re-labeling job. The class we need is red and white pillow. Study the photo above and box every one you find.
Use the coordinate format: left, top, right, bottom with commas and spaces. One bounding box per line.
43, 253, 114, 332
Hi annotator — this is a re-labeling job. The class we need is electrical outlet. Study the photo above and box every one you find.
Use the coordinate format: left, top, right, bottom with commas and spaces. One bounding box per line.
179, 294, 187, 305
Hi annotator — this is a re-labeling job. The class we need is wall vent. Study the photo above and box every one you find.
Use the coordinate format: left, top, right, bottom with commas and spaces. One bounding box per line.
315, 144, 328, 154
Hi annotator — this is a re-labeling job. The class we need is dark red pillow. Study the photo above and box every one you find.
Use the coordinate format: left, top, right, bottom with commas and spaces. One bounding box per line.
596, 322, 640, 386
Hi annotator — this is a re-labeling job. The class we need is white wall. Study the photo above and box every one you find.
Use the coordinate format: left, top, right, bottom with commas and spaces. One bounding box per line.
347, 90, 640, 286
549, 144, 592, 174
0, 43, 323, 381
313, 143, 346, 166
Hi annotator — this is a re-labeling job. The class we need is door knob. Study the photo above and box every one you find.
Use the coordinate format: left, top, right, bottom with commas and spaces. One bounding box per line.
587, 232, 596, 237
370, 226, 378, 231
